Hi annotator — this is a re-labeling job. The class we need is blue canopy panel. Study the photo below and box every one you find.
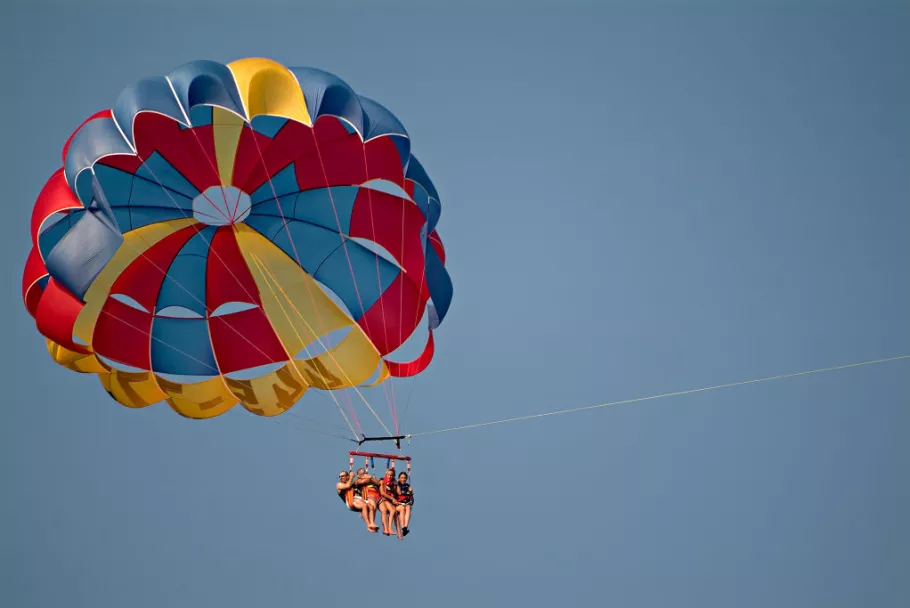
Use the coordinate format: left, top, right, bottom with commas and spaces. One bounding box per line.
314, 239, 400, 321
408, 179, 431, 225
405, 155, 439, 202
249, 163, 299, 204
248, 194, 295, 222
87, 172, 120, 233
166, 60, 246, 120
155, 226, 217, 318
44, 209, 125, 299
127, 207, 188, 231
244, 215, 345, 275
135, 152, 200, 199
64, 117, 134, 205
38, 209, 85, 260
290, 67, 365, 135
294, 187, 357, 233
151, 317, 219, 377
113, 76, 187, 147
424, 244, 452, 328
406, 155, 441, 233
249, 187, 358, 234
112, 208, 133, 232
359, 96, 410, 169
187, 105, 213, 128
127, 175, 193, 211
94, 160, 195, 216
91, 163, 193, 232
250, 115, 288, 138
93, 164, 134, 207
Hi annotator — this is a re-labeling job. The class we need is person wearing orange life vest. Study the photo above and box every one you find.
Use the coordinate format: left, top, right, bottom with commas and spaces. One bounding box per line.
336, 469, 378, 533
377, 469, 402, 538
353, 468, 396, 533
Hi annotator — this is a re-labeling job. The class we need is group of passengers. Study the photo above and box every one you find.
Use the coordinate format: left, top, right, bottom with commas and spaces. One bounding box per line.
336, 467, 414, 539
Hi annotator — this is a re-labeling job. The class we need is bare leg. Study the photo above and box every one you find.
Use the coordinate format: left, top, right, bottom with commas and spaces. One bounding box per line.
394, 507, 403, 539
388, 504, 398, 536
395, 505, 406, 531
367, 501, 379, 531
361, 505, 374, 532
354, 500, 375, 532
380, 503, 392, 535
402, 505, 412, 529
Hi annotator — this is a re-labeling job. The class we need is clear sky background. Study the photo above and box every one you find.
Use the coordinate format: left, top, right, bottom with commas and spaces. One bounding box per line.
2, 1, 908, 607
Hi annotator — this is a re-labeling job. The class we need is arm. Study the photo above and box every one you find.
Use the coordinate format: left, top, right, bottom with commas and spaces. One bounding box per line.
379, 483, 398, 503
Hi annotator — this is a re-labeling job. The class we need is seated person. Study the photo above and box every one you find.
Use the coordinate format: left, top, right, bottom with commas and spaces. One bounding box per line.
337, 469, 378, 532
353, 468, 391, 533
394, 472, 414, 537
377, 469, 401, 538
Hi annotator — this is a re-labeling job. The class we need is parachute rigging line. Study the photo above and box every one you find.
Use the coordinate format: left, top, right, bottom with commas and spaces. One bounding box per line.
311, 124, 400, 433
75, 155, 364, 440
249, 252, 393, 437
244, 122, 393, 437
409, 354, 910, 438
119, 154, 364, 440
359, 143, 402, 434
183, 119, 371, 438
84, 193, 362, 440
242, 126, 367, 433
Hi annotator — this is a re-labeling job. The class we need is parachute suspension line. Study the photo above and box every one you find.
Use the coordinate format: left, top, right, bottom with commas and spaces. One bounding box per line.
280, 410, 357, 436
339, 391, 364, 438
394, 197, 433, 434
359, 144, 401, 434
91, 233, 274, 365
393, 149, 407, 433
104, 161, 288, 366
312, 126, 399, 433
110, 155, 349, 431
244, 125, 386, 438
95, 310, 347, 443
409, 354, 910, 438
96, 307, 218, 371
180, 132, 351, 427
263, 415, 357, 443
185, 127, 243, 225
250, 252, 394, 437
179, 125, 339, 423
245, 251, 360, 440
399, 381, 417, 430
248, 251, 365, 438
96, 268, 352, 440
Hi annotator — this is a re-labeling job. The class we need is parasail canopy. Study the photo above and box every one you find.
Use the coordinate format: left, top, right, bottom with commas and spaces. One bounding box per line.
22, 57, 453, 422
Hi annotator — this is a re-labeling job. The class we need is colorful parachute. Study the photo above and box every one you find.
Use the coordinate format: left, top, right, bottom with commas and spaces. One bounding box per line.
22, 58, 452, 419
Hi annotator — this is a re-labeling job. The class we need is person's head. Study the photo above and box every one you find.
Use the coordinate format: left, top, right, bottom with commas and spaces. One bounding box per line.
384, 468, 395, 480
398, 472, 408, 484
356, 468, 367, 478
339, 471, 350, 482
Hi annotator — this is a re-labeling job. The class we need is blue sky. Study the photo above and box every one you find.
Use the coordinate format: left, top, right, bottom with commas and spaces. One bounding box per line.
2, 1, 908, 607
